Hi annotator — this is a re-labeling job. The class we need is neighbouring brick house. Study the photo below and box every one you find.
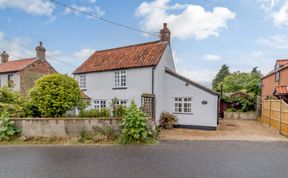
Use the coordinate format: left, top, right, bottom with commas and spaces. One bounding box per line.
0, 42, 57, 94
262, 59, 288, 102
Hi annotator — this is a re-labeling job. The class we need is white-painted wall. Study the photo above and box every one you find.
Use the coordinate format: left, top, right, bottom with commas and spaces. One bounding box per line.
154, 45, 175, 122
75, 44, 218, 128
0, 72, 20, 91
75, 67, 153, 109
164, 73, 218, 127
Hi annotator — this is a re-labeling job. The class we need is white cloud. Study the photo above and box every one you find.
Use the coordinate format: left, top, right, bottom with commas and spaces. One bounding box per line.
135, 0, 235, 40
203, 54, 222, 61
257, 35, 288, 49
73, 48, 94, 60
46, 50, 62, 59
0, 31, 34, 59
64, 4, 105, 18
90, 0, 97, 3
272, 0, 288, 26
176, 68, 217, 86
259, 0, 288, 26
0, 0, 55, 16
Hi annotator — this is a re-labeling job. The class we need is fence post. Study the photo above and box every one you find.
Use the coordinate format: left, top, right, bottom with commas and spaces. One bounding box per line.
268, 100, 271, 128
279, 100, 282, 134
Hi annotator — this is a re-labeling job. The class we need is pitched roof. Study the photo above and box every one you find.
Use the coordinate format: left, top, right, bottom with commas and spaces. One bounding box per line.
275, 85, 288, 95
0, 58, 37, 74
262, 59, 288, 79
276, 59, 288, 67
73, 41, 168, 74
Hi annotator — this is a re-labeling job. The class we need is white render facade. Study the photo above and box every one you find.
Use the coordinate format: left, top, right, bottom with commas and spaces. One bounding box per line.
74, 44, 219, 129
0, 72, 20, 91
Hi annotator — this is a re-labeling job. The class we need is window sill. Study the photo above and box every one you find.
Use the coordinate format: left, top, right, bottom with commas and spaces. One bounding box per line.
173, 113, 194, 115
112, 87, 127, 90
81, 89, 87, 91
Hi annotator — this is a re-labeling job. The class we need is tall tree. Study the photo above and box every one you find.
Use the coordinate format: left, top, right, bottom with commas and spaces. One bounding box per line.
212, 64, 230, 91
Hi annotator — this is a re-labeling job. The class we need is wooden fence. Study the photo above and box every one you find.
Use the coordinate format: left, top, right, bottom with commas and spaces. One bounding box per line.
262, 99, 288, 137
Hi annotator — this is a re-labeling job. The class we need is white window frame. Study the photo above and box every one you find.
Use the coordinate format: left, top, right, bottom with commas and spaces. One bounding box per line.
116, 99, 128, 106
115, 70, 126, 87
79, 74, 86, 90
174, 97, 192, 113
93, 100, 107, 110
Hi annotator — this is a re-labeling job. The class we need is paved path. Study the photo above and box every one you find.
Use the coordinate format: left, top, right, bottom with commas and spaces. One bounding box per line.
161, 119, 288, 141
1, 141, 288, 178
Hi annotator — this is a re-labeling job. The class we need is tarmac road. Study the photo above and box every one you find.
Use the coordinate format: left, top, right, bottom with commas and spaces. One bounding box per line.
0, 141, 288, 178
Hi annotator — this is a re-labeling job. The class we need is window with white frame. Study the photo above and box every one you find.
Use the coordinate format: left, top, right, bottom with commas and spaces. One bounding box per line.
79, 74, 86, 90
174, 97, 192, 113
94, 100, 106, 110
116, 99, 127, 106
115, 70, 126, 87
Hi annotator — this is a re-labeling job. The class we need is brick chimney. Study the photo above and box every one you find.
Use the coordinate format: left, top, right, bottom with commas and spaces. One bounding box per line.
35, 41, 46, 60
0, 51, 9, 63
160, 23, 171, 44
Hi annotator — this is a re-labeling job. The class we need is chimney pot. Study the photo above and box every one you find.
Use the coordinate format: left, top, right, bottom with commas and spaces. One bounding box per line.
0, 51, 9, 63
160, 23, 171, 44
35, 41, 46, 60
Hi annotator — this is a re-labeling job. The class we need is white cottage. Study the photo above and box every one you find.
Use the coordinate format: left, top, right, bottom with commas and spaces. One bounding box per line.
73, 23, 219, 130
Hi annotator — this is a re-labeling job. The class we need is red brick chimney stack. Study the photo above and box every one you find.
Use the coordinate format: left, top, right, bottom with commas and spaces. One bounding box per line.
0, 51, 9, 63
160, 23, 171, 44
35, 41, 46, 60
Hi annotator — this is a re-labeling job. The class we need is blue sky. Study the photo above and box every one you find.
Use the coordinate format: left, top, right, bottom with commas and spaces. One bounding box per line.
0, 0, 288, 86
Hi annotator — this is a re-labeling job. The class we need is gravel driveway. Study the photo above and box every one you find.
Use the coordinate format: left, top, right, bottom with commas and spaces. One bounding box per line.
160, 119, 288, 141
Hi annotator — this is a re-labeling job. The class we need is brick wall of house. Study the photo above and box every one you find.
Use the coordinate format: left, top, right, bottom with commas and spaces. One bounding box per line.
262, 74, 276, 99
19, 59, 56, 94
262, 67, 288, 99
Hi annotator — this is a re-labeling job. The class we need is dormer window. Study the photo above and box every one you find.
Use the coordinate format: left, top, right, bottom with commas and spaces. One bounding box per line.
115, 70, 126, 87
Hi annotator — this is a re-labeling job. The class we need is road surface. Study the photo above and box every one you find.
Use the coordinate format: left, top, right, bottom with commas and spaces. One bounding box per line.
0, 141, 288, 178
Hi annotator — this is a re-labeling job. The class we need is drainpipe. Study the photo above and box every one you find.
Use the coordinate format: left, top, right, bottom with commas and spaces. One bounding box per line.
152, 66, 156, 122
152, 67, 155, 94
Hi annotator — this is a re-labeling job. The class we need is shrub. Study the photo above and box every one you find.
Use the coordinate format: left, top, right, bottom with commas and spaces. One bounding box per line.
0, 86, 20, 104
30, 74, 81, 117
159, 112, 178, 129
121, 101, 151, 144
111, 98, 126, 117
79, 108, 111, 118
0, 111, 21, 141
223, 92, 255, 112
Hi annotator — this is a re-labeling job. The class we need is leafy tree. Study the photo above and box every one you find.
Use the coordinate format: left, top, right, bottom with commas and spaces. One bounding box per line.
212, 64, 230, 91
219, 68, 262, 96
30, 73, 81, 117
121, 101, 150, 144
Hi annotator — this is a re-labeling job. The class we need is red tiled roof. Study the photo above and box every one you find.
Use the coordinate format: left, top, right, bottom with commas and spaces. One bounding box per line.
275, 85, 288, 95
73, 41, 168, 74
0, 58, 37, 74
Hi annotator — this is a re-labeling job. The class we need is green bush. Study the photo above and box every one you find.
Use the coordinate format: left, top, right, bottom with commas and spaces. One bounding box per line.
223, 92, 255, 112
111, 98, 126, 117
159, 112, 178, 129
0, 111, 21, 141
30, 74, 81, 117
121, 101, 151, 144
79, 108, 111, 118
